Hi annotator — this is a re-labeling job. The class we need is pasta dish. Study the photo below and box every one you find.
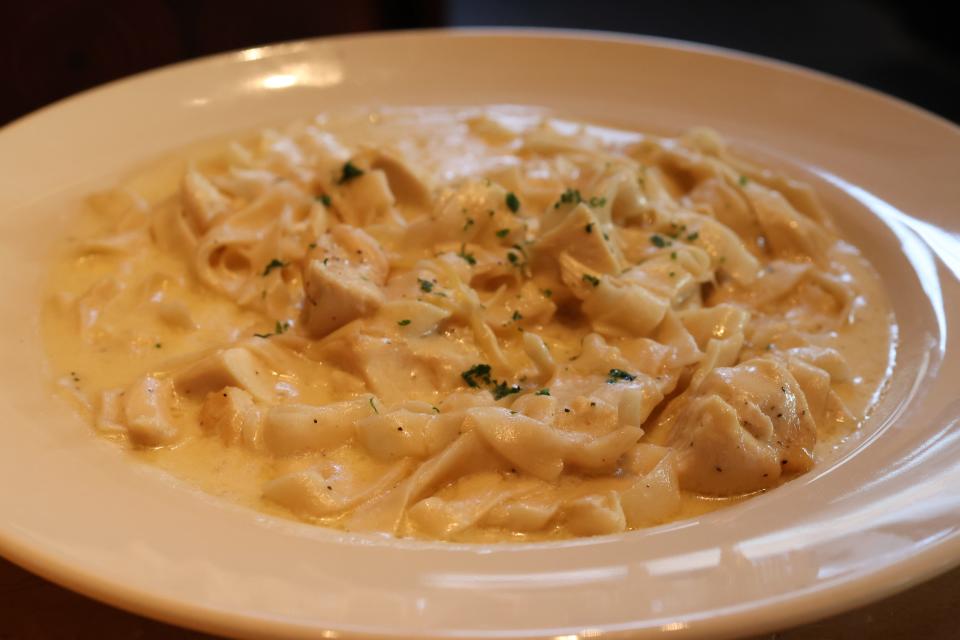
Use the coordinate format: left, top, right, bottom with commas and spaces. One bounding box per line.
43, 107, 893, 541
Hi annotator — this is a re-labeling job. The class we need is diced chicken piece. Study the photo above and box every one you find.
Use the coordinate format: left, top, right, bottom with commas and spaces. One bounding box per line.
199, 386, 262, 448
174, 347, 275, 402
535, 203, 624, 275
357, 147, 434, 209
336, 168, 396, 227
181, 169, 230, 232
662, 358, 816, 495
581, 275, 669, 337
301, 225, 389, 338
123, 375, 178, 446
302, 259, 385, 337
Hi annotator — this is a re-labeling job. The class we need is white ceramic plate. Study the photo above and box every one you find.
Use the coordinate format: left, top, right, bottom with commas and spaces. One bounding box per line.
1, 29, 958, 640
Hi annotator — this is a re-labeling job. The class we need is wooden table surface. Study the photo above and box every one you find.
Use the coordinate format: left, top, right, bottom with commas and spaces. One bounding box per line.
1, 556, 956, 639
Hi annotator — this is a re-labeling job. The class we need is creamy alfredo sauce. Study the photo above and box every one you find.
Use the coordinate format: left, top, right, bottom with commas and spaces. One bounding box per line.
43, 107, 894, 541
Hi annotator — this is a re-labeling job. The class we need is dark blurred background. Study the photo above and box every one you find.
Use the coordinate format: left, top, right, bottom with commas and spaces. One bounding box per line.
1, 0, 957, 127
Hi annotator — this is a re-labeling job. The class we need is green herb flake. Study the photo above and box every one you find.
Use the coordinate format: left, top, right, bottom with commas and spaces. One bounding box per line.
584, 223, 594, 234
154, 343, 162, 349
463, 217, 475, 232
507, 251, 519, 264
535, 388, 551, 396
542, 288, 553, 298
495, 228, 510, 238
511, 310, 523, 321
315, 194, 332, 206
493, 381, 521, 400
369, 397, 379, 414
739, 175, 749, 186
582, 273, 600, 287
458, 245, 477, 265
670, 251, 678, 260
687, 231, 700, 241
505, 192, 520, 213
461, 363, 493, 388
308, 242, 317, 250
398, 319, 412, 326
338, 161, 364, 184
607, 368, 636, 383
650, 235, 668, 248
418, 278, 434, 293
554, 188, 582, 208
262, 258, 286, 276
588, 196, 607, 207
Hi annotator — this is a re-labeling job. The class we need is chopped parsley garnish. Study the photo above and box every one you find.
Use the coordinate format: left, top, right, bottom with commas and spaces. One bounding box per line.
461, 363, 520, 399
154, 343, 162, 349
666, 222, 687, 239
458, 245, 477, 265
554, 188, 582, 208
262, 258, 286, 276
398, 319, 412, 326
669, 271, 676, 277
495, 228, 510, 238
369, 397, 379, 414
511, 310, 523, 321
338, 161, 364, 184
308, 242, 317, 250
739, 175, 749, 186
542, 288, 553, 298
686, 231, 699, 241
584, 223, 594, 234
253, 320, 290, 339
607, 368, 636, 383
582, 273, 600, 287
418, 278, 434, 293
315, 194, 332, 206
588, 196, 607, 207
505, 192, 520, 213
650, 235, 668, 248
670, 251, 678, 260
463, 217, 475, 232
535, 388, 551, 396
492, 381, 522, 400
507, 251, 519, 264
461, 363, 493, 388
